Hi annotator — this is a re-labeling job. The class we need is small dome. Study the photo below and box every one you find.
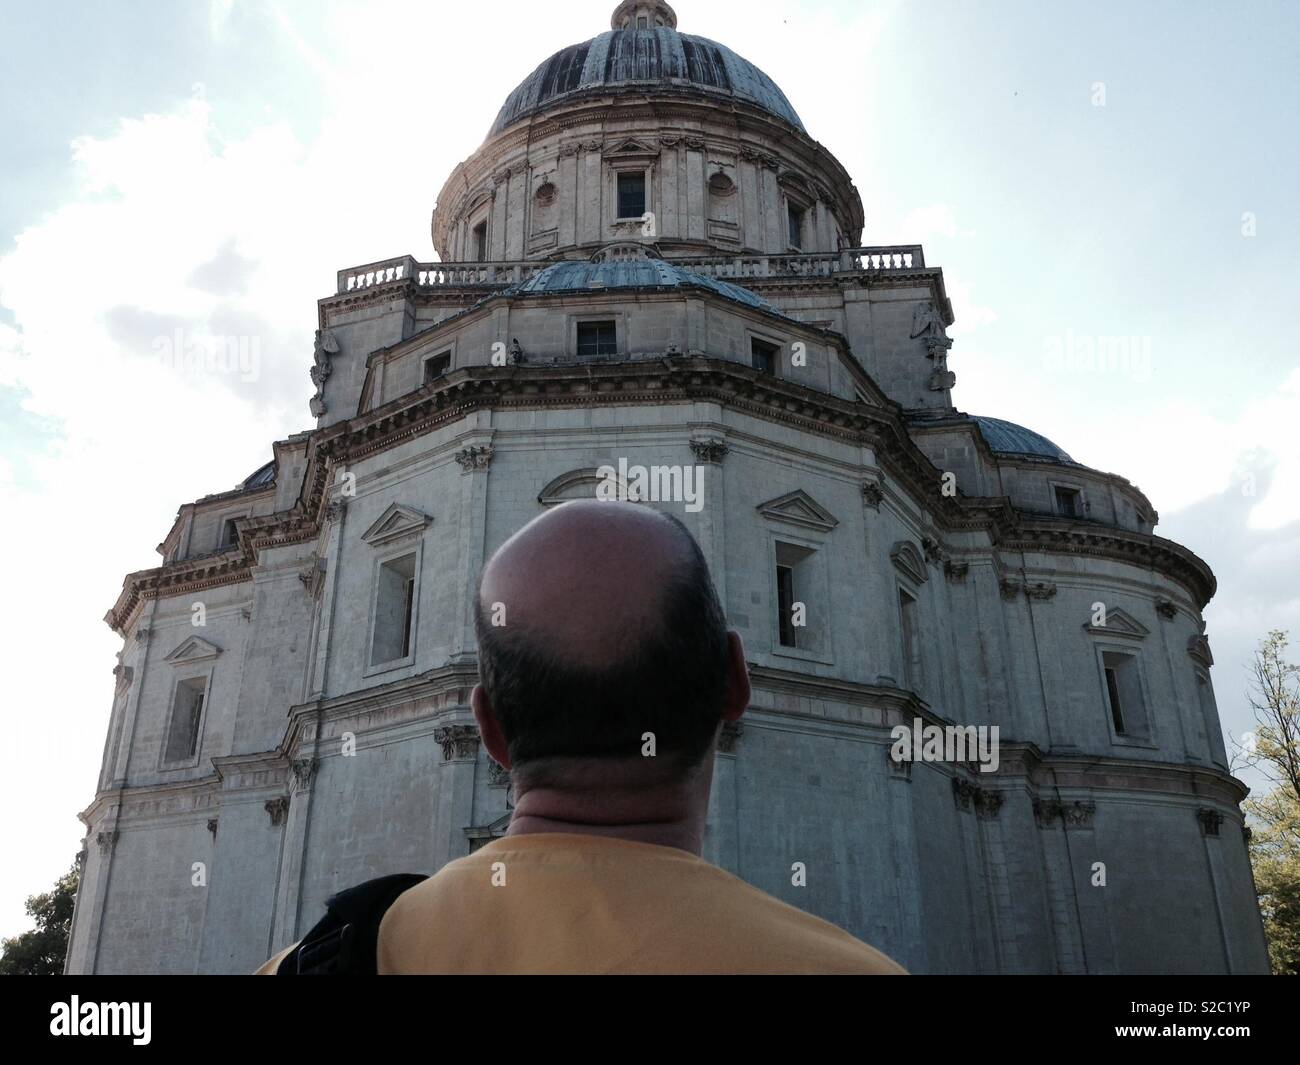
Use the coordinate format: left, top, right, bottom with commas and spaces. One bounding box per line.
488, 15, 804, 139
972, 416, 1076, 463
503, 257, 783, 315
242, 460, 277, 488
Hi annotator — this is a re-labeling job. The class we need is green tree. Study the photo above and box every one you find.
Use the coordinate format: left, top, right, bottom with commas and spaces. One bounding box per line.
0, 862, 80, 975
1238, 630, 1300, 975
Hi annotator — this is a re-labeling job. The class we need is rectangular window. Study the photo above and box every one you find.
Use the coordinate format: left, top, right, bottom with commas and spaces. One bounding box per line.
577, 320, 618, 357
371, 553, 418, 666
774, 541, 820, 654
219, 518, 239, 549
165, 677, 207, 763
1055, 486, 1082, 518
751, 337, 778, 374
617, 172, 646, 219
424, 351, 451, 384
1102, 650, 1147, 738
787, 203, 804, 248
472, 221, 487, 262
776, 564, 796, 647
899, 589, 920, 688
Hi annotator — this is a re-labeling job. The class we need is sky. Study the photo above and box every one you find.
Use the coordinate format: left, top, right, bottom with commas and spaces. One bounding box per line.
0, 0, 1297, 937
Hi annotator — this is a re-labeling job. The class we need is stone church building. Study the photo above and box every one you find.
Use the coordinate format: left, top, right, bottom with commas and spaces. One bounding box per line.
67, 2, 1267, 973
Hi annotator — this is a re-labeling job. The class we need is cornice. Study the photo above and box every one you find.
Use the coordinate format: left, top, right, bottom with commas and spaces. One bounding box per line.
105, 360, 1218, 635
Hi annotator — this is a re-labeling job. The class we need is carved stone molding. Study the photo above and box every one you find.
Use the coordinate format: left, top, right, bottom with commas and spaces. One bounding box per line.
943, 560, 969, 582
974, 789, 1004, 820
487, 759, 511, 786
688, 437, 729, 464
436, 723, 480, 761
113, 663, 134, 693
1197, 807, 1224, 837
1188, 633, 1214, 668
298, 554, 326, 598
953, 778, 1003, 818
999, 579, 1021, 601
325, 499, 347, 524
861, 481, 884, 509
887, 746, 912, 780
1034, 798, 1096, 829
455, 445, 494, 472
360, 503, 433, 547
717, 720, 743, 755
309, 329, 339, 418
1156, 598, 1178, 620
921, 537, 946, 565
96, 830, 119, 853
890, 541, 928, 585
291, 758, 318, 791
1024, 581, 1058, 601
207, 818, 218, 836
265, 797, 289, 827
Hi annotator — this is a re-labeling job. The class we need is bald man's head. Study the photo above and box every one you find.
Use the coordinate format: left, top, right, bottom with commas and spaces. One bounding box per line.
474, 501, 731, 772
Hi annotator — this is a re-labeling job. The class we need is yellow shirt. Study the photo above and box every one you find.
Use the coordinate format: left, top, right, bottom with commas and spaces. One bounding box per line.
365, 833, 905, 974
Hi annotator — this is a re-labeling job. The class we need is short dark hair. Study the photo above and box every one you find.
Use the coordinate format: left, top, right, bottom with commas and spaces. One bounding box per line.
474, 511, 730, 771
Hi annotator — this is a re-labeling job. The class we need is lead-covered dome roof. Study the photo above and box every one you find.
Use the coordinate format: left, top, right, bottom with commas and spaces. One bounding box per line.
972, 416, 1077, 464
489, 4, 804, 138
502, 257, 785, 315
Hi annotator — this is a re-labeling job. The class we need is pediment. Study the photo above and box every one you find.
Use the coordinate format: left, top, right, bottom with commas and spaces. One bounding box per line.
538, 467, 631, 507
164, 636, 223, 666
1083, 607, 1150, 640
361, 503, 433, 547
755, 490, 839, 533
606, 138, 659, 157
889, 541, 929, 584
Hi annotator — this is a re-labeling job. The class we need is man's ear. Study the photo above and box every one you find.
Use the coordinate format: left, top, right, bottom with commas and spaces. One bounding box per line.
471, 684, 512, 769
721, 630, 750, 723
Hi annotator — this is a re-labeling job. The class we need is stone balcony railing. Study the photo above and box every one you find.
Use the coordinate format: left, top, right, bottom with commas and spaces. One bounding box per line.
336, 245, 926, 295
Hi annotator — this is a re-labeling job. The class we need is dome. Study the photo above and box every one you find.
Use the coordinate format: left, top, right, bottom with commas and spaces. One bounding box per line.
241, 460, 276, 489
972, 416, 1076, 464
502, 256, 785, 316
488, 5, 804, 138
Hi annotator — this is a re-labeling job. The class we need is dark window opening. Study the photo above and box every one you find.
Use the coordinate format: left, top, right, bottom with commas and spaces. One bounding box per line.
424, 352, 451, 383
899, 589, 920, 688
472, 221, 487, 262
219, 519, 239, 548
777, 564, 796, 647
787, 202, 804, 248
751, 338, 778, 374
577, 320, 618, 357
1055, 486, 1082, 518
1104, 666, 1126, 734
617, 172, 646, 219
165, 678, 207, 763
400, 576, 415, 659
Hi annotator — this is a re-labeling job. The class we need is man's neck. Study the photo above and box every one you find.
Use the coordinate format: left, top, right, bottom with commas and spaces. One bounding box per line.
504, 812, 705, 855
505, 770, 710, 855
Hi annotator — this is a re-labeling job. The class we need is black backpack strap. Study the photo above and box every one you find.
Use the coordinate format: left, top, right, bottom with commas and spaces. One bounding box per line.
276, 873, 427, 975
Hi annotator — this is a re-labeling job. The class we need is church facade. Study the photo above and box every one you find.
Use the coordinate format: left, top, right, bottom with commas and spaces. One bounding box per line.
67, 2, 1268, 974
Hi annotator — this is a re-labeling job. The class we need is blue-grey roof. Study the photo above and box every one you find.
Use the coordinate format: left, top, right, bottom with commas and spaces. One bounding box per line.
242, 460, 276, 489
489, 28, 804, 137
503, 258, 784, 314
973, 416, 1076, 463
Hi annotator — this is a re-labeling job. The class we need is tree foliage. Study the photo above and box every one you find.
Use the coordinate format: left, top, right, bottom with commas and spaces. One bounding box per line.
0, 862, 79, 976
1240, 630, 1300, 975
